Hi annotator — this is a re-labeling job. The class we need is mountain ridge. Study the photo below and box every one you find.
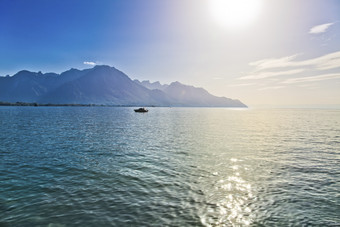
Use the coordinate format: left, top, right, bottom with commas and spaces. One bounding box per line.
0, 65, 247, 107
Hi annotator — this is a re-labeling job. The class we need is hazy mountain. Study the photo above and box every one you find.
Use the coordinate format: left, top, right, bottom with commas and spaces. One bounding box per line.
134, 80, 169, 91
0, 68, 89, 103
135, 80, 246, 107
0, 70, 54, 102
0, 65, 247, 107
163, 82, 246, 107
39, 66, 172, 105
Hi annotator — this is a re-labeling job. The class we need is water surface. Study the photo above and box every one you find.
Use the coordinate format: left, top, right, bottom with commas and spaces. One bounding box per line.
1, 107, 339, 226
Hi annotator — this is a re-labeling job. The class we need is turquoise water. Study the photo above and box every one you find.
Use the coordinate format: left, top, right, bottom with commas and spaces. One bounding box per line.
0, 107, 339, 226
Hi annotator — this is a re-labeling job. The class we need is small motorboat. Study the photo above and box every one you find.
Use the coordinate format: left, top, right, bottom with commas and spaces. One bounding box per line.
134, 107, 148, 113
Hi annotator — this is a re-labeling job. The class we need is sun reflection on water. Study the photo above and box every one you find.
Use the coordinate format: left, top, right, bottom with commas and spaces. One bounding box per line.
201, 158, 254, 226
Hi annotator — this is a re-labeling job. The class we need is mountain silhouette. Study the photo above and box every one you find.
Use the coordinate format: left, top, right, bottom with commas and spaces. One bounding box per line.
0, 65, 247, 107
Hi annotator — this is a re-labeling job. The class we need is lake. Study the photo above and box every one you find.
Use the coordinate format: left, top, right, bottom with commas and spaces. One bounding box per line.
0, 107, 339, 226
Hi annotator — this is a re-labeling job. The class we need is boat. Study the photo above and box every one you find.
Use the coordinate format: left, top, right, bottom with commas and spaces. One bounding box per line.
134, 107, 148, 113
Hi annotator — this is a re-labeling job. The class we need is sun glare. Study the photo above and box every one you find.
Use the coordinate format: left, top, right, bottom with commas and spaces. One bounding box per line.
210, 0, 263, 29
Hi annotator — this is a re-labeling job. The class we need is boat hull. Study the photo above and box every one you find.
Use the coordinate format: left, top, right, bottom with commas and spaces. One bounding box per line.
134, 108, 148, 113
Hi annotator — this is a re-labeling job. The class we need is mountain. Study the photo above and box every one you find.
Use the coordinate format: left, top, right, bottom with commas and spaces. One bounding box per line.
0, 70, 54, 103
163, 82, 246, 107
0, 65, 247, 107
134, 80, 169, 91
0, 68, 89, 103
39, 66, 172, 105
134, 80, 246, 107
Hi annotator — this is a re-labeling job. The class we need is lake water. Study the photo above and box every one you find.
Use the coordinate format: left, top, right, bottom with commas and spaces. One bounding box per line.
0, 107, 339, 226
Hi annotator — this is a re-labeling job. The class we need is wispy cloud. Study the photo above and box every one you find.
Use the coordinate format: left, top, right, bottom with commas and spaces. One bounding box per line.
248, 51, 340, 71
83, 61, 96, 66
309, 22, 334, 34
240, 69, 305, 80
258, 86, 285, 91
240, 51, 340, 88
228, 83, 256, 87
282, 73, 340, 84
249, 54, 300, 70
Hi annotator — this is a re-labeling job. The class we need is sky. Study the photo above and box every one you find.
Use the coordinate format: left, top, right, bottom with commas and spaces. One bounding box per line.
1, 0, 340, 108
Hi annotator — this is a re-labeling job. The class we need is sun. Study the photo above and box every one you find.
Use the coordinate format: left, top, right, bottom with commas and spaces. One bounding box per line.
209, 0, 263, 29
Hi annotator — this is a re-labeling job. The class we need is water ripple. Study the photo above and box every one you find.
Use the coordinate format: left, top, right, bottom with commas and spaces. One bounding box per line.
0, 107, 339, 226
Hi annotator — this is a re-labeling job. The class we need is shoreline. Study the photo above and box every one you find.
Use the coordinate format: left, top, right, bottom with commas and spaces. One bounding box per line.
0, 101, 137, 107
0, 101, 248, 108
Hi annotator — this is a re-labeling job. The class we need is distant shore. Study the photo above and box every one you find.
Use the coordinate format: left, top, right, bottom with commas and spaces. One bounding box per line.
0, 101, 137, 107
0, 101, 248, 108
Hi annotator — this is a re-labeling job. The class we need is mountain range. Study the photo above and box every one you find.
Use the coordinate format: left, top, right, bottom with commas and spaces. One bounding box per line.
0, 65, 247, 107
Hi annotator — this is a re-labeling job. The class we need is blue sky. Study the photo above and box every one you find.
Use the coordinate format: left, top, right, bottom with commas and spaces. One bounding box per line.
1, 0, 340, 107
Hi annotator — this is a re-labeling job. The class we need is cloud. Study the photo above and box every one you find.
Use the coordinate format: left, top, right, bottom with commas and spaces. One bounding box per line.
258, 86, 285, 91
83, 61, 96, 66
249, 54, 300, 70
309, 22, 334, 34
240, 69, 305, 80
229, 83, 256, 87
248, 51, 340, 71
239, 50, 340, 89
282, 73, 340, 84
239, 51, 340, 89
